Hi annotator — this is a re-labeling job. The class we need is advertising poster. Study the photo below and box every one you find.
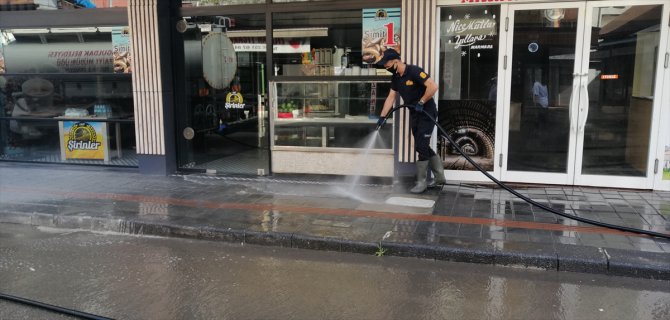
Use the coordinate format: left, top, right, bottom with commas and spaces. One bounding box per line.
362, 8, 401, 64
112, 26, 132, 73
0, 46, 4, 74
3, 42, 113, 73
438, 6, 500, 171
62, 121, 105, 160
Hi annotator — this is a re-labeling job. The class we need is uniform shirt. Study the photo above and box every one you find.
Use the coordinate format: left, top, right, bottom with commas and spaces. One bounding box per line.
391, 64, 436, 111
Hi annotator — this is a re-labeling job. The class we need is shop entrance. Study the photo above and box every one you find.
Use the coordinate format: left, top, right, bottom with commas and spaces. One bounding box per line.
499, 1, 670, 189
173, 12, 270, 175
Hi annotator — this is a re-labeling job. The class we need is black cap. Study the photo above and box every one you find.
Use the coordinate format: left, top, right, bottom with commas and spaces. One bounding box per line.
376, 49, 400, 67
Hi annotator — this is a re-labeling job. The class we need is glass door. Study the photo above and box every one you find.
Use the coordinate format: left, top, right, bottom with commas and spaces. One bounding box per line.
500, 2, 586, 185
575, 1, 669, 189
500, 1, 669, 189
654, 5, 670, 191
174, 13, 270, 175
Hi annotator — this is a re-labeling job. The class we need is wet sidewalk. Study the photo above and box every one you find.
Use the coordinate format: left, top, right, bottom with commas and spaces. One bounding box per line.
0, 163, 668, 280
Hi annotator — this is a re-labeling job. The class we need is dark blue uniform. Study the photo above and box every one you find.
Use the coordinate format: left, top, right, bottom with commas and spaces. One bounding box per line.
391, 65, 437, 161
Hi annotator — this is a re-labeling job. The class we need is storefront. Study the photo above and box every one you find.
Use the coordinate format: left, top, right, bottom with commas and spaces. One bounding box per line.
436, 0, 670, 191
172, 1, 398, 177
0, 2, 136, 167
1, 0, 669, 191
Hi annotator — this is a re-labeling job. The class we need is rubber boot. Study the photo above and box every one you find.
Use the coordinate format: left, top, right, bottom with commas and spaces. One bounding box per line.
410, 160, 429, 194
427, 154, 447, 189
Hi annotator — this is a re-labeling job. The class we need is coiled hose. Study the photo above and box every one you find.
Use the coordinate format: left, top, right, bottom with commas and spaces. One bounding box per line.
378, 104, 670, 240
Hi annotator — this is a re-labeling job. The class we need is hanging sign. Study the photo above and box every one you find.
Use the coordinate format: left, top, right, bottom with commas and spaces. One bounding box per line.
202, 32, 237, 90
230, 37, 310, 53
600, 74, 619, 80
112, 26, 132, 73
362, 8, 401, 64
62, 121, 105, 160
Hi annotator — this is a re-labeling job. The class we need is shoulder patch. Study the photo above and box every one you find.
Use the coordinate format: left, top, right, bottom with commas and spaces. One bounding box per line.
406, 80, 414, 86
420, 72, 427, 79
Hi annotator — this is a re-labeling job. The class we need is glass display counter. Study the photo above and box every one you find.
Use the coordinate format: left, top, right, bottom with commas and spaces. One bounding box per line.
270, 80, 393, 149
269, 80, 394, 177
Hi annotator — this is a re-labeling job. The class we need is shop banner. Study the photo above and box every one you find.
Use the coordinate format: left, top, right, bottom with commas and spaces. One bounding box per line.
112, 26, 132, 73
62, 121, 106, 160
362, 8, 401, 64
230, 37, 310, 53
3, 42, 113, 73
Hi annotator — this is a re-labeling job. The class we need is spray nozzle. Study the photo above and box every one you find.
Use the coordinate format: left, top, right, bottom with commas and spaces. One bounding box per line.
375, 116, 387, 131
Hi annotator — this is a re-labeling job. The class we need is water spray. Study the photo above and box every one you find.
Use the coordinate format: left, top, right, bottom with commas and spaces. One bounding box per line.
378, 104, 670, 240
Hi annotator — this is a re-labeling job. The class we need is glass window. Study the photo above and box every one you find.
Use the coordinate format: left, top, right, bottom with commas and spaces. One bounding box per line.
0, 27, 135, 166
581, 5, 663, 176
272, 10, 381, 77
438, 6, 500, 171
272, 81, 392, 149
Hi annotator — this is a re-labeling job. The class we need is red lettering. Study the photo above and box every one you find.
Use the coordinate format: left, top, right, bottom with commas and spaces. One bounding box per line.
384, 22, 397, 46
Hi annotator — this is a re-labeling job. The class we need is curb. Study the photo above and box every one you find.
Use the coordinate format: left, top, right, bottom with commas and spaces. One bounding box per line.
1, 211, 668, 281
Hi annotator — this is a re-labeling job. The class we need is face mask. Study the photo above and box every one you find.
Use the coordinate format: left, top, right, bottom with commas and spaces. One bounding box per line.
386, 62, 398, 74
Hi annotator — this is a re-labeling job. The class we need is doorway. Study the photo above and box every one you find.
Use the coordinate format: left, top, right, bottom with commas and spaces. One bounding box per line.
500, 1, 670, 189
173, 12, 270, 175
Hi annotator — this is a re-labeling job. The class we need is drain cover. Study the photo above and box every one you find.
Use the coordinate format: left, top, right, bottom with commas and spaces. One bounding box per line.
385, 197, 435, 208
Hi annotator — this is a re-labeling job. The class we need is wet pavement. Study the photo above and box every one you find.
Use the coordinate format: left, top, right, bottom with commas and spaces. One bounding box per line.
1, 224, 668, 320
0, 163, 669, 279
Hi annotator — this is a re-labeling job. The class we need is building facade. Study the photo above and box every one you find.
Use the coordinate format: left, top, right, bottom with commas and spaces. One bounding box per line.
1, 0, 669, 191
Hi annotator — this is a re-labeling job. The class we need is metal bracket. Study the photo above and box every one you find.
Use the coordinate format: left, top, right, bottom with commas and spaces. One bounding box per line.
665, 52, 669, 69
654, 159, 659, 174
499, 154, 503, 168
505, 17, 509, 32
504, 55, 507, 70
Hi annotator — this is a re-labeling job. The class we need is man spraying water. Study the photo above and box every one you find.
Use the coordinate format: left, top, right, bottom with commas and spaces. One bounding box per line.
376, 49, 446, 193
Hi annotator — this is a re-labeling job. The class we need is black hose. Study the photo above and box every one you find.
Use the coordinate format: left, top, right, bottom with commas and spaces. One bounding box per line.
0, 292, 113, 320
383, 104, 670, 240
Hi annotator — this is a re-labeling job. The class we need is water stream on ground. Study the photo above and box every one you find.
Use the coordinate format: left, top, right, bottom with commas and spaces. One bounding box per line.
330, 131, 384, 203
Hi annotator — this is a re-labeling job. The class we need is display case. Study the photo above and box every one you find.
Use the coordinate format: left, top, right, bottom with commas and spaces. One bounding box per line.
270, 80, 393, 149
0, 73, 136, 165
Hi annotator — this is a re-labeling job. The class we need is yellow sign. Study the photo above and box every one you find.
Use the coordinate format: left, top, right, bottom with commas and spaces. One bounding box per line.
225, 91, 245, 109
63, 122, 105, 160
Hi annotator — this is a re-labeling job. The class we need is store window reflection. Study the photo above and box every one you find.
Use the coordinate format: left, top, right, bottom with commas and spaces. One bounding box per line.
0, 1, 128, 10
438, 6, 500, 171
0, 27, 136, 166
581, 5, 663, 176
182, 0, 266, 6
